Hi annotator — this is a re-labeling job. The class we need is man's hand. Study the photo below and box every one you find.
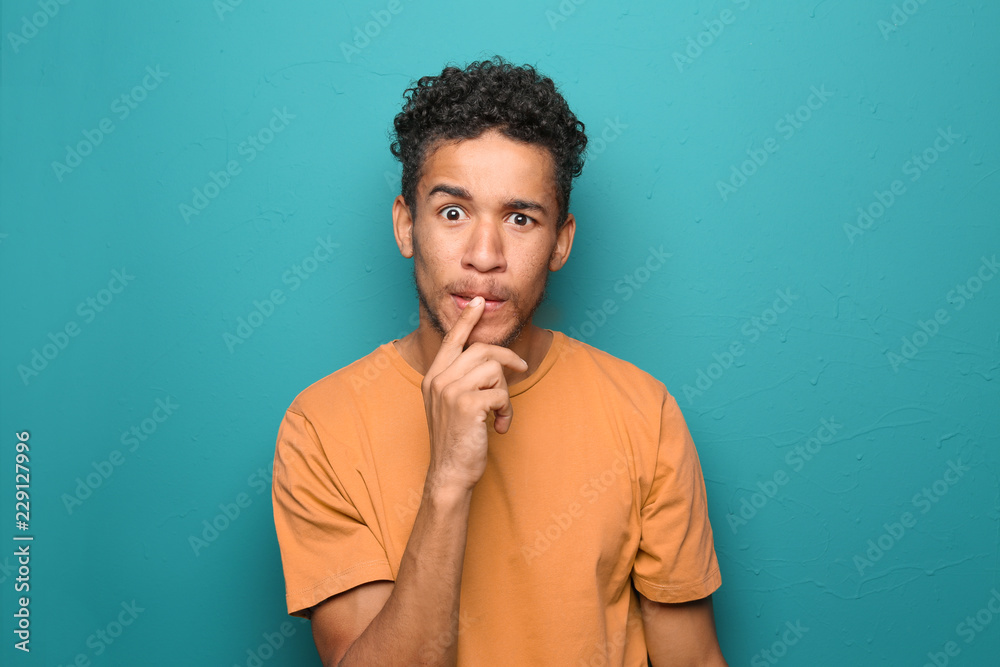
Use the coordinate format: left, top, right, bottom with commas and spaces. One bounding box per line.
421, 296, 528, 494
322, 301, 520, 666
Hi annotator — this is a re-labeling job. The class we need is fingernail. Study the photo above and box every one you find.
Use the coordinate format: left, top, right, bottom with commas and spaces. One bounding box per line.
470, 296, 483, 307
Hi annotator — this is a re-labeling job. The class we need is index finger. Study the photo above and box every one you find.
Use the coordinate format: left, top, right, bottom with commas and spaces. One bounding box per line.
432, 295, 485, 367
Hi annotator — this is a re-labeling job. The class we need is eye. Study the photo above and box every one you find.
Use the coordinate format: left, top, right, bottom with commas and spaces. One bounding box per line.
440, 206, 467, 222
508, 212, 535, 227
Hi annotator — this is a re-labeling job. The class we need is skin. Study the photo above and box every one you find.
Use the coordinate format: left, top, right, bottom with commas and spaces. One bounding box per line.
641, 594, 728, 666
308, 127, 726, 666
391, 128, 575, 386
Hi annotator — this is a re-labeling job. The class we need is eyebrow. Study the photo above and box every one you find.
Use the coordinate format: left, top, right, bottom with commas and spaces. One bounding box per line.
427, 184, 470, 200
426, 183, 549, 216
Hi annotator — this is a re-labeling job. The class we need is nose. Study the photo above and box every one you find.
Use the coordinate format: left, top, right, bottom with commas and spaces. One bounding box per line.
462, 218, 506, 273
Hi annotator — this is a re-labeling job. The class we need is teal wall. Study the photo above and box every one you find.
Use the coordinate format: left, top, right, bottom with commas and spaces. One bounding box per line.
2, 1, 998, 665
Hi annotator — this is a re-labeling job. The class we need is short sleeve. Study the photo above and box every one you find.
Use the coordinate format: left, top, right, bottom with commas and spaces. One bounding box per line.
271, 409, 394, 618
631, 392, 722, 603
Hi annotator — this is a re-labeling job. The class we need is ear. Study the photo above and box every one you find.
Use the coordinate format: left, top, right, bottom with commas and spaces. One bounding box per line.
392, 195, 414, 258
549, 212, 576, 271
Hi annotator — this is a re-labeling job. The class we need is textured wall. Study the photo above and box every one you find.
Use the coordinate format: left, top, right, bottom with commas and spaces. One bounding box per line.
2, 1, 998, 665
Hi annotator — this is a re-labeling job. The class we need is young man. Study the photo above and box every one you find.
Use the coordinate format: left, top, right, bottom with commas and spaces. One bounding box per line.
272, 56, 726, 666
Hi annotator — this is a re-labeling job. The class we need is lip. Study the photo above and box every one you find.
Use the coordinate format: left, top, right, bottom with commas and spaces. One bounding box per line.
452, 293, 506, 313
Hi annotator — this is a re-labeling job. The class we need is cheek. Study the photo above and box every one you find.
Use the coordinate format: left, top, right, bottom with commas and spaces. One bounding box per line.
413, 247, 443, 280
523, 253, 553, 281
510, 260, 550, 303
415, 232, 461, 269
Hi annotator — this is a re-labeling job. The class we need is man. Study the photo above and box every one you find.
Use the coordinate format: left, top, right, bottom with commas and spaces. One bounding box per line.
272, 55, 726, 666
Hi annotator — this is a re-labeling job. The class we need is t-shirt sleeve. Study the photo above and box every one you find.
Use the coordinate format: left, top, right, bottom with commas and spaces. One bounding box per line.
271, 408, 394, 618
631, 390, 722, 603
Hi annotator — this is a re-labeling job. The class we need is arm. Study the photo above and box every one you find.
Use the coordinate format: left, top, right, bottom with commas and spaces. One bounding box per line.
639, 593, 727, 667
310, 581, 392, 666
634, 390, 725, 666
312, 485, 474, 667
310, 296, 526, 666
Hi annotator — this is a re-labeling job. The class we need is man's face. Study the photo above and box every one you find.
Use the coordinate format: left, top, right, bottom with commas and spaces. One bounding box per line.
397, 128, 572, 348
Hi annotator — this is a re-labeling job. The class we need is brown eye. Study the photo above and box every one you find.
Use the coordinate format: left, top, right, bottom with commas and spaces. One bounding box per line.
511, 213, 531, 226
442, 206, 463, 221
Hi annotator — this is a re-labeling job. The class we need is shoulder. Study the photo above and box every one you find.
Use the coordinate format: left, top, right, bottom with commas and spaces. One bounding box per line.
283, 342, 398, 419
556, 332, 673, 408
273, 343, 399, 466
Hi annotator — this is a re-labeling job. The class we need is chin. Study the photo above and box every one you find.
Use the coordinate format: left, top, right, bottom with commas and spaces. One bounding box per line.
465, 330, 509, 348
468, 320, 526, 349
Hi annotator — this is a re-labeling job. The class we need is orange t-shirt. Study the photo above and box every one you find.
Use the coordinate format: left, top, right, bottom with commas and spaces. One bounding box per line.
272, 329, 721, 665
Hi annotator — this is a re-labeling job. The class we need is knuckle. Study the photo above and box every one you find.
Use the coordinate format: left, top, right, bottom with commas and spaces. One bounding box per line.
440, 383, 459, 402
428, 376, 447, 395
493, 391, 511, 409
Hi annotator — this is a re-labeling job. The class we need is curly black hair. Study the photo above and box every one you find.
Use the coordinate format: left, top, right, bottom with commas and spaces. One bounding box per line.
389, 55, 587, 230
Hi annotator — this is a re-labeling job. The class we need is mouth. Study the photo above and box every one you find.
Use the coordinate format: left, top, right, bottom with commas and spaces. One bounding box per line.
452, 293, 507, 313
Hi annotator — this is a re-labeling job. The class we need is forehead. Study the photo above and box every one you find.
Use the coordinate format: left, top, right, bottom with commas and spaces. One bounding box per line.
417, 130, 558, 205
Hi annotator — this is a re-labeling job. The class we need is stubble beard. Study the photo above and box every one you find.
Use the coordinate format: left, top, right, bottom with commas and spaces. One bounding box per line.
412, 262, 549, 349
